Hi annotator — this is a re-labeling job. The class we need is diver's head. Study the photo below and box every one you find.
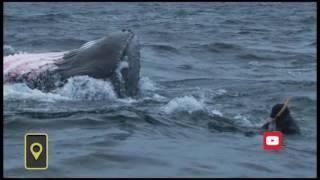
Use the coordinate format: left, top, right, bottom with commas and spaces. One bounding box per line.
268, 102, 300, 134
270, 103, 290, 122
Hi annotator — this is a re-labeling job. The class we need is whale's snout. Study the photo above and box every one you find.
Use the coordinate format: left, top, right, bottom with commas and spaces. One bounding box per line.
114, 30, 140, 97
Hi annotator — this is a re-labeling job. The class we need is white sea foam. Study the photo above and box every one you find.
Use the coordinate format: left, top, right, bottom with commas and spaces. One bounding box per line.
4, 76, 119, 102
233, 114, 255, 127
215, 89, 227, 96
4, 74, 161, 104
211, 109, 223, 117
54, 76, 117, 101
141, 93, 168, 103
4, 45, 15, 55
139, 77, 158, 91
4, 83, 70, 102
161, 95, 205, 114
152, 94, 167, 101
248, 61, 261, 66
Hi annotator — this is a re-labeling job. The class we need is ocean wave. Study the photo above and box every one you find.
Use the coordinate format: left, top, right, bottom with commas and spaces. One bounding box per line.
299, 14, 316, 24
140, 94, 168, 103
5, 13, 72, 23
289, 54, 315, 65
34, 13, 71, 19
145, 44, 180, 54
198, 42, 242, 53
248, 61, 261, 66
233, 114, 258, 128
24, 38, 86, 49
54, 76, 118, 101
210, 109, 223, 117
247, 61, 277, 68
161, 95, 205, 114
307, 41, 316, 47
292, 96, 316, 105
139, 77, 159, 92
4, 83, 70, 102
3, 14, 14, 19
224, 19, 247, 24
4, 75, 160, 105
238, 53, 272, 61
176, 64, 192, 70
4, 114, 112, 130
4, 76, 117, 102
211, 42, 242, 50
3, 45, 16, 56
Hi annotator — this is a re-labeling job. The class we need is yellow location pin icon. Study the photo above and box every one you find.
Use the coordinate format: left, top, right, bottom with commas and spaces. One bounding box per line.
30, 142, 43, 160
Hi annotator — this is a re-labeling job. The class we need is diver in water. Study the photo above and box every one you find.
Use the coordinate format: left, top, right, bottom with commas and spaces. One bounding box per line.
261, 98, 300, 135
208, 98, 300, 135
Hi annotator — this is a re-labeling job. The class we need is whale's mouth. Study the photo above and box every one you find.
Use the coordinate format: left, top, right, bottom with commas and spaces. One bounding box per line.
118, 29, 135, 71
112, 29, 140, 98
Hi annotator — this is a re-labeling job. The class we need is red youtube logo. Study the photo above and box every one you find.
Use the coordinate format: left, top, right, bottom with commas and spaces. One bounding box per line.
263, 131, 282, 150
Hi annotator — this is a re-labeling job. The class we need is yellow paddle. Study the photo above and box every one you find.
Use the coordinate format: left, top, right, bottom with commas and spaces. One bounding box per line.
272, 97, 291, 122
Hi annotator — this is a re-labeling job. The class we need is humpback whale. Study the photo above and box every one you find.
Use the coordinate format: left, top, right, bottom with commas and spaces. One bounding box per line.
4, 29, 140, 98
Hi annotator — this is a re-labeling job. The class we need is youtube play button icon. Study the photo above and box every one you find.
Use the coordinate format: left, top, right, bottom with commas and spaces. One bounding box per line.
263, 131, 282, 150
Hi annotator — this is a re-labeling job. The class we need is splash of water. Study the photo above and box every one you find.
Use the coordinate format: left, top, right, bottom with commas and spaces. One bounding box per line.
4, 76, 118, 102
3, 45, 15, 56
54, 76, 118, 101
161, 95, 205, 114
4, 83, 69, 102
139, 77, 158, 92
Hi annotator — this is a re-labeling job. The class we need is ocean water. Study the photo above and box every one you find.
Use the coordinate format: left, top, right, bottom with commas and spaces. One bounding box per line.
3, 2, 317, 178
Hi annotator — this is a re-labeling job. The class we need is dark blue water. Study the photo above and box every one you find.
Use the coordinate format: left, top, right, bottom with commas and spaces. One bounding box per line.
3, 2, 317, 177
